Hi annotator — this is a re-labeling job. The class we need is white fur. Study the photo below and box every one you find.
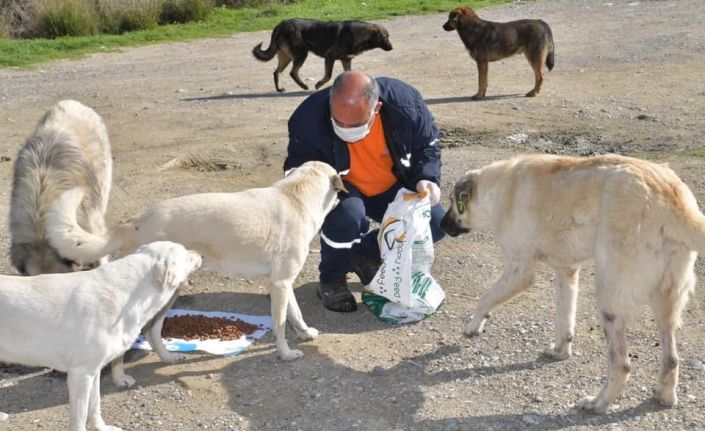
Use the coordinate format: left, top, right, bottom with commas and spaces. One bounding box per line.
10, 100, 112, 276
0, 242, 202, 431
444, 154, 705, 413
47, 161, 345, 362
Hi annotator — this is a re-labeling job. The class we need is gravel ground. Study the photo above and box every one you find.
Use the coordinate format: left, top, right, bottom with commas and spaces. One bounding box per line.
1, 0, 705, 430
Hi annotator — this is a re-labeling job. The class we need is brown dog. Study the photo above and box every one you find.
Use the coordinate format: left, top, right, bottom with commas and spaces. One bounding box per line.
443, 6, 555, 99
253, 19, 393, 92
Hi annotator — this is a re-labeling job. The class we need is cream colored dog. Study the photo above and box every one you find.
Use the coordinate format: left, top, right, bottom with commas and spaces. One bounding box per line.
10, 99, 112, 275
441, 154, 705, 413
47, 161, 347, 362
0, 241, 202, 431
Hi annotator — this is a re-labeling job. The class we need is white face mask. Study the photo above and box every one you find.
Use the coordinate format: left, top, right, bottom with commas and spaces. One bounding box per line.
330, 106, 376, 143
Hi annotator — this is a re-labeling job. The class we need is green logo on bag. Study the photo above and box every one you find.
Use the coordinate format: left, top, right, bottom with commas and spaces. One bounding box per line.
411, 272, 432, 298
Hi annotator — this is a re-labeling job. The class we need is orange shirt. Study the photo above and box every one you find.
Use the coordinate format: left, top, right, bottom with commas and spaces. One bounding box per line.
345, 114, 397, 196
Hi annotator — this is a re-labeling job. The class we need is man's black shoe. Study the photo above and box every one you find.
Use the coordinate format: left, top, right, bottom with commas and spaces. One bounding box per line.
351, 252, 382, 286
317, 278, 357, 312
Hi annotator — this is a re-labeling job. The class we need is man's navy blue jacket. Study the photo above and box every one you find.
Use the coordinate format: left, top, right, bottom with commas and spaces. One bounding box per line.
284, 77, 441, 191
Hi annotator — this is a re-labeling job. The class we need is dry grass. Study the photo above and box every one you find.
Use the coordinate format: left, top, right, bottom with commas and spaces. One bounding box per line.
1, 0, 218, 38
98, 0, 163, 34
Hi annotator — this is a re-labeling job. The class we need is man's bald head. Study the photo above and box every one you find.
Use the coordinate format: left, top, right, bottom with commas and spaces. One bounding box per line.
329, 71, 381, 128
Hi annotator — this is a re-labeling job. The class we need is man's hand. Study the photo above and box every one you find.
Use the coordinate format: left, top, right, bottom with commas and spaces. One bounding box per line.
416, 180, 441, 205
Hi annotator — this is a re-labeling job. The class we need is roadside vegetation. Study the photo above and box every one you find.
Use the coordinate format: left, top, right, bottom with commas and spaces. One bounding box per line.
0, 0, 507, 67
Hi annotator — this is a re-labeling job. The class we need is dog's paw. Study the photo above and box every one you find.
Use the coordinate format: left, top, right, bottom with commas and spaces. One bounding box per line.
112, 374, 136, 388
160, 352, 186, 364
279, 348, 305, 361
297, 327, 319, 341
464, 320, 485, 337
464, 326, 481, 337
525, 90, 538, 97
543, 343, 571, 361
276, 87, 285, 93
96, 426, 123, 431
652, 384, 677, 407
576, 396, 609, 414
470, 93, 484, 101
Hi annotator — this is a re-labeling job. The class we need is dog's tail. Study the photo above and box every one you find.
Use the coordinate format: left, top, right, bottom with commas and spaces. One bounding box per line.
46, 187, 123, 264
252, 24, 281, 61
663, 181, 705, 254
668, 206, 705, 255
544, 22, 555, 71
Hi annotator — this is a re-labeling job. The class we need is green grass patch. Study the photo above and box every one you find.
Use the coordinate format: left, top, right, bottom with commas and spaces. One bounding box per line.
0, 0, 507, 68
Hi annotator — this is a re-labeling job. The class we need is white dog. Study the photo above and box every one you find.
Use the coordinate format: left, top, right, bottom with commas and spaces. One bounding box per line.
441, 154, 705, 413
7, 100, 177, 388
47, 161, 347, 362
0, 242, 202, 431
9, 99, 112, 276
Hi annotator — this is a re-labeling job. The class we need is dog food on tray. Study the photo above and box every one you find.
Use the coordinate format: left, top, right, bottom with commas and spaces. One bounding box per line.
162, 314, 262, 341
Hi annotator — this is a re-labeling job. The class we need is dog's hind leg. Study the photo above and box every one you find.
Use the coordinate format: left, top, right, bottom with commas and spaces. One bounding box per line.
110, 356, 135, 388
289, 49, 310, 91
269, 275, 304, 361
273, 51, 292, 92
650, 251, 696, 407
67, 370, 97, 431
472, 61, 489, 100
578, 309, 631, 414
87, 373, 122, 431
315, 57, 336, 90
465, 259, 535, 337
544, 266, 580, 360
524, 48, 545, 97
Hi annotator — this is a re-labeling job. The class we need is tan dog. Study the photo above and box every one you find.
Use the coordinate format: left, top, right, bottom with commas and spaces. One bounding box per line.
441, 154, 705, 413
442, 6, 555, 99
47, 161, 347, 363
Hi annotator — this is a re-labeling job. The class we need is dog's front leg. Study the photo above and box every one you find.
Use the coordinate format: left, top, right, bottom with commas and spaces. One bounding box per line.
544, 266, 580, 360
270, 278, 303, 360
472, 61, 489, 100
286, 281, 319, 341
87, 373, 122, 431
67, 370, 96, 431
144, 292, 185, 364
577, 312, 630, 414
465, 260, 534, 337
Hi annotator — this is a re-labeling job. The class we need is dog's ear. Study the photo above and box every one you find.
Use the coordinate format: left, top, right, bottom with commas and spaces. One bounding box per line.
332, 175, 349, 194
454, 175, 475, 214
156, 255, 179, 290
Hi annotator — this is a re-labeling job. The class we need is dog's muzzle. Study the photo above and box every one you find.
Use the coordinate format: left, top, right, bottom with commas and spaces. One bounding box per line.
442, 22, 455, 31
440, 209, 470, 237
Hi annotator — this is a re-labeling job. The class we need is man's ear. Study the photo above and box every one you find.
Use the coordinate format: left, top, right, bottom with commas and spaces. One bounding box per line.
332, 175, 349, 193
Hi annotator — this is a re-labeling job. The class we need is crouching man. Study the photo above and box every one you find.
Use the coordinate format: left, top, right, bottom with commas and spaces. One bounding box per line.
284, 71, 445, 312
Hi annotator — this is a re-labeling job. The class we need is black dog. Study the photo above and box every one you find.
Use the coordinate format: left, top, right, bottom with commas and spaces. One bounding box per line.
253, 19, 393, 92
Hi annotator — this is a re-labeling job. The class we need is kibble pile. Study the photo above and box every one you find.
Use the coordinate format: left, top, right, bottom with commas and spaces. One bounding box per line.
161, 315, 261, 341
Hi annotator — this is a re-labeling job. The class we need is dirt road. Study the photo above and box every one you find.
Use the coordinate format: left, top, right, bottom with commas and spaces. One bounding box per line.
1, 0, 704, 429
